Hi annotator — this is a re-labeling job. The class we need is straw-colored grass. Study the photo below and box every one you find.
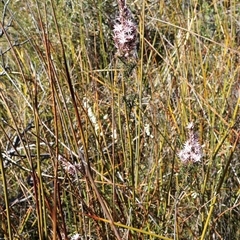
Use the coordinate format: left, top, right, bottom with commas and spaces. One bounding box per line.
0, 0, 239, 239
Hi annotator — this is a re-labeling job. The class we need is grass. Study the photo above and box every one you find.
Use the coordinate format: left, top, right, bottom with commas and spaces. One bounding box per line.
0, 0, 240, 239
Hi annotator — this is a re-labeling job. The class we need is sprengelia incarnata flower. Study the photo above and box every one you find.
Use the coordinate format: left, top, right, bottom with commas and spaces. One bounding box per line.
113, 0, 138, 58
178, 122, 203, 164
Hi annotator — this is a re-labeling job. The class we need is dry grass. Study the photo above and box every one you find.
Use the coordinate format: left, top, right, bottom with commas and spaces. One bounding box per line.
0, 0, 240, 239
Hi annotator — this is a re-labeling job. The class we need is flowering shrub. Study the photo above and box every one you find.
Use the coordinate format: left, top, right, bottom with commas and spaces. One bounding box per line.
178, 122, 203, 163
113, 0, 138, 58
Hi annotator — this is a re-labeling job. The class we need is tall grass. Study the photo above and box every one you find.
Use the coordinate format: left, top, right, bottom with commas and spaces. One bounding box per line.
0, 0, 239, 239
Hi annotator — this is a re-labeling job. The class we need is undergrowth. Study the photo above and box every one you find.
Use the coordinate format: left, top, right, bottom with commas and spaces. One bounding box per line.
0, 0, 240, 239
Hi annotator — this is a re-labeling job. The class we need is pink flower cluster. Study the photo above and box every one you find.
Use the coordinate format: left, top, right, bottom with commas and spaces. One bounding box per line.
113, 0, 138, 58
178, 122, 203, 164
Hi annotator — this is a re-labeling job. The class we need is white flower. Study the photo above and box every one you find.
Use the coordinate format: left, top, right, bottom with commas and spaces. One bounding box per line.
71, 233, 81, 240
113, 23, 123, 33
186, 122, 194, 130
178, 123, 202, 163
116, 31, 128, 44
126, 19, 135, 28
